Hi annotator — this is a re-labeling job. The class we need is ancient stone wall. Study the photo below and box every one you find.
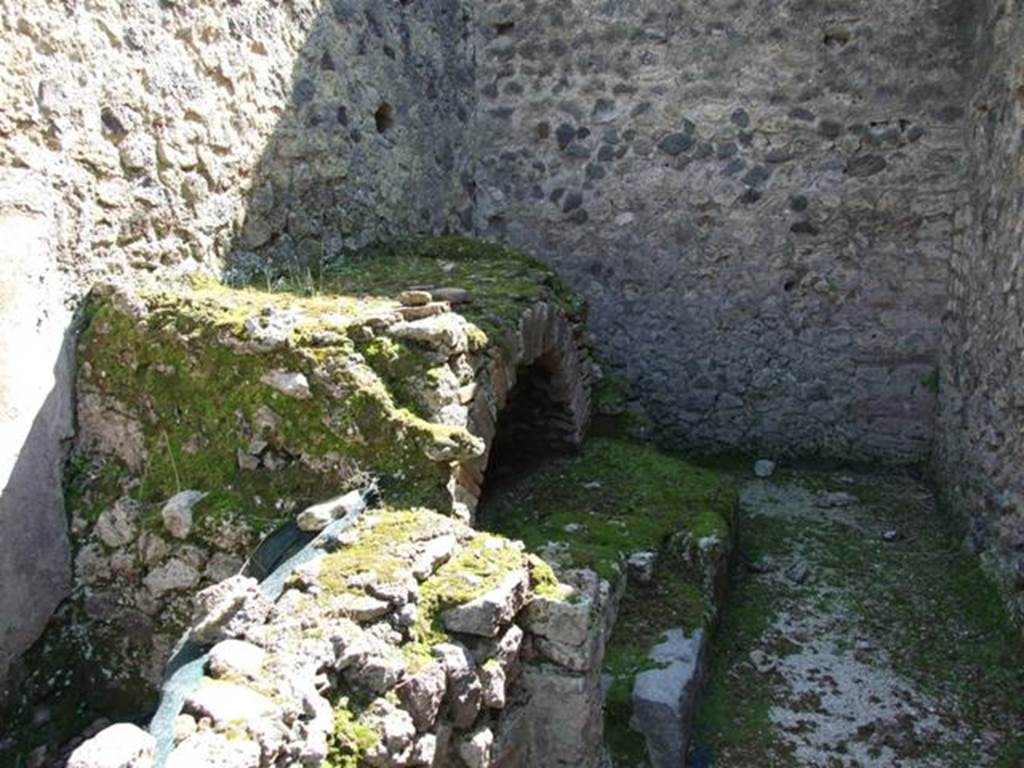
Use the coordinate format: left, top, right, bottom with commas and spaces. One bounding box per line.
938, 0, 1024, 624
470, 0, 972, 461
0, 0, 475, 684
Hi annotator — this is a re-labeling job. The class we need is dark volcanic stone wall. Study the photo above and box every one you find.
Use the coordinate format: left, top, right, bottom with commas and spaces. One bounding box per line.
939, 0, 1024, 624
470, 0, 972, 461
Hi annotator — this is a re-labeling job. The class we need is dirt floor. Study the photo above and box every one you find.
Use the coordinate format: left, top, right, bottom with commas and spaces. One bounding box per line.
689, 467, 1024, 768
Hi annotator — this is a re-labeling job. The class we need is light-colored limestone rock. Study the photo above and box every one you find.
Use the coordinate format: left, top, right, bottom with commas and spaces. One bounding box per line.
95, 499, 140, 548
631, 628, 707, 768
66, 723, 155, 768
144, 558, 201, 598
207, 639, 267, 679
442, 569, 528, 637
260, 369, 312, 399
190, 575, 272, 644
160, 490, 206, 540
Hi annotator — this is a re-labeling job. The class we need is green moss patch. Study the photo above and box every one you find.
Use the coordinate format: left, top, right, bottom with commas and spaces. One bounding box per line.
478, 437, 736, 765
481, 437, 734, 582
691, 470, 1024, 766
317, 507, 531, 667
309, 236, 585, 343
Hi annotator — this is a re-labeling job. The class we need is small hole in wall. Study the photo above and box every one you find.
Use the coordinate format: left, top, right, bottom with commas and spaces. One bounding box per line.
495, 21, 515, 35
783, 280, 796, 292
374, 102, 394, 133
823, 28, 851, 47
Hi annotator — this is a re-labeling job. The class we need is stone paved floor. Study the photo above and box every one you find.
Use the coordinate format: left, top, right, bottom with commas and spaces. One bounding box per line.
689, 467, 1024, 767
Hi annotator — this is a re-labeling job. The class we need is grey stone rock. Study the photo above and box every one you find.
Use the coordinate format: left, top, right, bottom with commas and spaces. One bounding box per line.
631, 629, 706, 768
160, 490, 206, 540
754, 459, 777, 478
816, 491, 858, 508
626, 550, 657, 584
749, 648, 774, 674
410, 534, 458, 579
457, 726, 494, 768
260, 369, 312, 399
166, 730, 261, 768
395, 661, 447, 731
67, 724, 155, 768
442, 568, 528, 637
207, 639, 267, 679
144, 558, 201, 598
328, 592, 392, 623
480, 659, 507, 709
399, 289, 432, 307
94, 499, 140, 548
189, 575, 272, 644
785, 559, 810, 584
432, 642, 482, 728
431, 287, 472, 304
185, 679, 276, 726
296, 489, 364, 532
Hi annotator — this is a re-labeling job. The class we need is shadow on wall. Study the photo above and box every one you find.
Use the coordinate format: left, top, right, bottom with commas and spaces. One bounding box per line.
0, 170, 74, 694
224, 0, 478, 283
1, 0, 483, 745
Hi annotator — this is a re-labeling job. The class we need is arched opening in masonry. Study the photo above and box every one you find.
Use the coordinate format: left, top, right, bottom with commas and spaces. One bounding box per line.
481, 352, 584, 494
461, 303, 592, 520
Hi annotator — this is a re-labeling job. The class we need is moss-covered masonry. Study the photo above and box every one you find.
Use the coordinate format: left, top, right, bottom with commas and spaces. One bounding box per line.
480, 437, 737, 766
5, 237, 594, 759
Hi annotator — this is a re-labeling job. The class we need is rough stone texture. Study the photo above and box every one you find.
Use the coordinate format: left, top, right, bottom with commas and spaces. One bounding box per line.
0, 169, 73, 688
469, 0, 973, 462
0, 0, 477, 693
939, 0, 1024, 624
65, 723, 155, 768
630, 628, 706, 768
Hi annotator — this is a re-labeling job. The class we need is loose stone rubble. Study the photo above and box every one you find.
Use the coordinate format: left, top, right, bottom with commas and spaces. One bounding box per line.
25, 240, 592, 718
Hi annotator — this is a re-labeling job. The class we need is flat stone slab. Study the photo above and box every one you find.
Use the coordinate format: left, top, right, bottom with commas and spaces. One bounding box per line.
631, 628, 706, 768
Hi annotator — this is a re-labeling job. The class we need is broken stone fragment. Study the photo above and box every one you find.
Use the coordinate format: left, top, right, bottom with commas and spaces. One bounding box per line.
259, 368, 311, 399
785, 559, 810, 584
327, 592, 391, 623
457, 726, 494, 768
522, 573, 599, 648
207, 639, 267, 679
184, 679, 277, 726
441, 568, 529, 637
749, 648, 774, 674
166, 729, 262, 768
470, 624, 524, 677
362, 699, 418, 767
410, 534, 458, 579
399, 289, 432, 307
631, 628, 707, 768
815, 491, 857, 508
346, 640, 407, 693
390, 313, 469, 354
395, 660, 447, 731
160, 489, 206, 539
626, 550, 657, 584
397, 302, 449, 321
94, 498, 140, 548
431, 287, 472, 305
295, 489, 364, 532
432, 642, 483, 728
66, 723, 155, 768
189, 574, 272, 644
144, 557, 200, 598
479, 659, 507, 709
